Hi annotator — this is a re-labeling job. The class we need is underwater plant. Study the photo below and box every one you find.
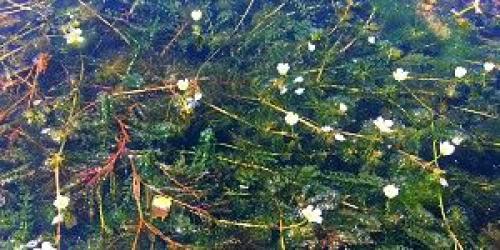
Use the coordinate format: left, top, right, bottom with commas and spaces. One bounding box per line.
0, 0, 499, 249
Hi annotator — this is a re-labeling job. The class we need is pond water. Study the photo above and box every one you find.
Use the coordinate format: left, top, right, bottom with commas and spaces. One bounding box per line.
0, 0, 499, 249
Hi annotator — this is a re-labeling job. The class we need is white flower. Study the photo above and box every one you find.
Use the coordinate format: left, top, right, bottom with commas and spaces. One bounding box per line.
191, 10, 203, 21
383, 184, 399, 199
185, 97, 197, 109
300, 205, 323, 224
334, 133, 346, 141
439, 141, 455, 156
41, 128, 51, 135
439, 177, 449, 187
367, 36, 376, 44
279, 86, 288, 95
26, 239, 41, 248
176, 78, 189, 91
276, 63, 290, 76
40, 241, 57, 250
393, 68, 409, 82
373, 116, 394, 133
294, 87, 305, 95
53, 195, 70, 210
33, 99, 42, 106
284, 112, 299, 126
307, 42, 316, 52
51, 214, 64, 225
194, 92, 203, 101
321, 126, 333, 132
473, 0, 482, 14
451, 135, 464, 145
293, 76, 304, 83
339, 102, 348, 113
483, 62, 495, 72
454, 66, 467, 78
65, 28, 85, 46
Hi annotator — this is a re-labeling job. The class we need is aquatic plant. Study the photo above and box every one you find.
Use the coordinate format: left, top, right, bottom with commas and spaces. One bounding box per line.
0, 0, 499, 249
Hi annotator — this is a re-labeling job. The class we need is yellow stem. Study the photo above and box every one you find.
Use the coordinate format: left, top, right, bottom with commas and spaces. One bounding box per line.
54, 166, 61, 247
279, 210, 286, 250
438, 194, 464, 250
97, 185, 107, 232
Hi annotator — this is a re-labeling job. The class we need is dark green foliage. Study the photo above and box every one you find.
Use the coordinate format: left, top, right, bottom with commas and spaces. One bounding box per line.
0, 0, 498, 249
121, 73, 144, 89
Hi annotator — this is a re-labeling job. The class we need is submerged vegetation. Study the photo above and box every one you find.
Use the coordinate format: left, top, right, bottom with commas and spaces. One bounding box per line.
0, 0, 499, 249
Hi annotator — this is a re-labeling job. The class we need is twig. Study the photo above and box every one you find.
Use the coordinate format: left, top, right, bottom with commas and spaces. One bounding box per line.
161, 22, 188, 56
111, 84, 176, 97
140, 178, 306, 231
438, 194, 464, 250
216, 155, 276, 174
451, 106, 498, 119
233, 0, 255, 34
77, 0, 132, 46
158, 163, 205, 199
279, 209, 286, 250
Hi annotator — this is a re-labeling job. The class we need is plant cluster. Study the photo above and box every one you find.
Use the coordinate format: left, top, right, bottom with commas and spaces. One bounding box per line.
0, 0, 499, 249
